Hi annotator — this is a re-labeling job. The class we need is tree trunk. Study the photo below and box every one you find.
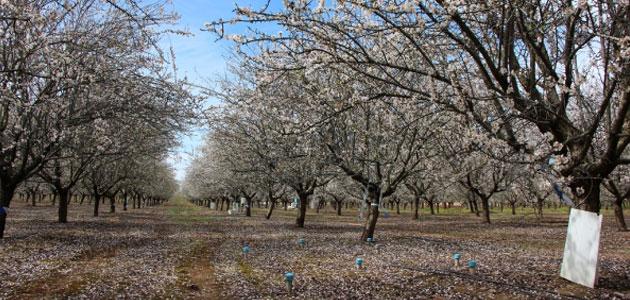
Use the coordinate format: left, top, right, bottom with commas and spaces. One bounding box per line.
266, 200, 275, 219
511, 203, 516, 215
414, 196, 420, 220
428, 200, 434, 215
537, 198, 544, 218
570, 176, 602, 213
295, 193, 309, 227
0, 184, 17, 239
481, 196, 491, 224
58, 188, 70, 223
246, 197, 252, 217
472, 200, 480, 216
110, 195, 116, 213
336, 201, 342, 216
614, 197, 628, 231
360, 202, 380, 241
31, 192, 36, 207
396, 201, 400, 214
93, 193, 100, 217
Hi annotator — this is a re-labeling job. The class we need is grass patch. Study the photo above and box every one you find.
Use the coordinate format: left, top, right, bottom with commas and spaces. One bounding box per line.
165, 197, 215, 225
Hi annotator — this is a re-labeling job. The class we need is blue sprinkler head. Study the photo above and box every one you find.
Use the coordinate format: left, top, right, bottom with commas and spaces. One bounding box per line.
366, 237, 372, 243
242, 246, 249, 253
285, 272, 294, 281
356, 258, 363, 265
454, 253, 461, 260
299, 238, 305, 244
469, 260, 477, 268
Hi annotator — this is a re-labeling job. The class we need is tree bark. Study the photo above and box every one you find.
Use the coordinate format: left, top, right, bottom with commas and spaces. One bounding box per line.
0, 183, 17, 238
93, 193, 100, 217
110, 195, 116, 213
537, 198, 544, 218
295, 193, 309, 227
246, 197, 252, 217
472, 200, 480, 216
336, 201, 342, 216
58, 188, 70, 223
570, 176, 602, 213
266, 200, 275, 219
614, 197, 628, 231
413, 196, 420, 219
482, 196, 491, 224
360, 202, 380, 241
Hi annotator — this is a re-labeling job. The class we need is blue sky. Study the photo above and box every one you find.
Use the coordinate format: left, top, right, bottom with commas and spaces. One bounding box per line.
164, 1, 280, 182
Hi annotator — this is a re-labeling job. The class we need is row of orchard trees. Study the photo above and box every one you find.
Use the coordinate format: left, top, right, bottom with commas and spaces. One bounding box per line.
16, 155, 179, 213
183, 0, 630, 240
0, 0, 199, 238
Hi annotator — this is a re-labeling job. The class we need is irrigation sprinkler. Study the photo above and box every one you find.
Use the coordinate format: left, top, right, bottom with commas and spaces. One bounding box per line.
285, 272, 294, 293
468, 260, 477, 274
355, 257, 363, 269
454, 253, 461, 267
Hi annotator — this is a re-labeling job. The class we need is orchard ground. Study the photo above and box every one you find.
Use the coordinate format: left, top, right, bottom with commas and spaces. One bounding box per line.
1, 198, 629, 299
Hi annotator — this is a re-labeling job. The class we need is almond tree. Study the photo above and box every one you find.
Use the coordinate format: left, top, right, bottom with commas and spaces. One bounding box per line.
312, 77, 446, 239
0, 0, 197, 237
213, 42, 449, 238
322, 177, 351, 216
516, 169, 554, 218
209, 0, 630, 214
209, 84, 332, 226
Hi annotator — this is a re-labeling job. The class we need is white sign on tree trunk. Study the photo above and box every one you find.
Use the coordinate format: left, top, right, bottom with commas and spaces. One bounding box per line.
560, 208, 603, 288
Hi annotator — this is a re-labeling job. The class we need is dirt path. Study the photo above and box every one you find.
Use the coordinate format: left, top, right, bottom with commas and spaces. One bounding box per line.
161, 200, 226, 300
0, 197, 226, 299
